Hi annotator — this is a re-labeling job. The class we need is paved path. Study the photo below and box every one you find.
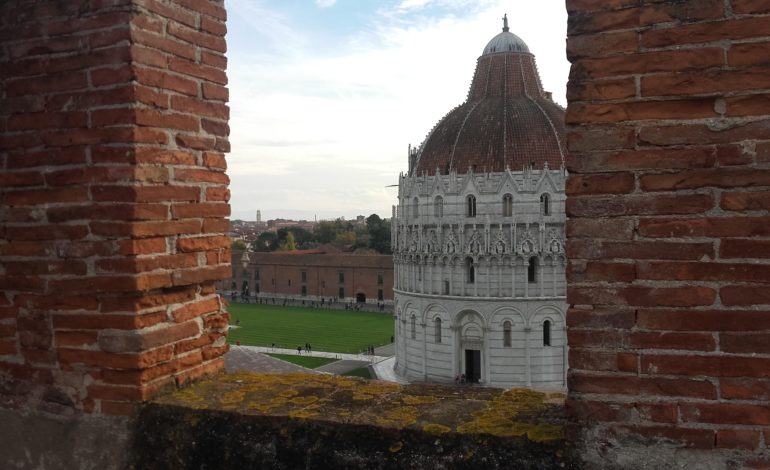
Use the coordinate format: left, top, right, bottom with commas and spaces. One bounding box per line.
224, 344, 410, 385
315, 359, 370, 375
225, 345, 317, 374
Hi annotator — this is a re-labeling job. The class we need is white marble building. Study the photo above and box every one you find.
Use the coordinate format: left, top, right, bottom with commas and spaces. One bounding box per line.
392, 18, 567, 389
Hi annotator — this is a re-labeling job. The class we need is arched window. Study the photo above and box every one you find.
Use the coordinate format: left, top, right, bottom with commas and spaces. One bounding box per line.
528, 257, 537, 283
503, 321, 512, 347
413, 197, 419, 217
434, 196, 443, 217
466, 257, 475, 283
502, 193, 513, 217
540, 193, 550, 216
543, 320, 551, 346
435, 317, 442, 343
466, 195, 476, 217
410, 315, 416, 339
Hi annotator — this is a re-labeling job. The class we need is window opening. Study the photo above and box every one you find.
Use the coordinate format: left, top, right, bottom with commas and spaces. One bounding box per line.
503, 321, 512, 347
543, 320, 551, 346
503, 194, 513, 217
528, 257, 537, 283
466, 195, 476, 217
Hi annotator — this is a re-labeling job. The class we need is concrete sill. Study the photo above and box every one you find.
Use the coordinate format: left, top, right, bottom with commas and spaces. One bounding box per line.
132, 372, 572, 469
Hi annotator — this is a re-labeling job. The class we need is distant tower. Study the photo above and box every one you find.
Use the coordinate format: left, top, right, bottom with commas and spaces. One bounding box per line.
256, 210, 262, 224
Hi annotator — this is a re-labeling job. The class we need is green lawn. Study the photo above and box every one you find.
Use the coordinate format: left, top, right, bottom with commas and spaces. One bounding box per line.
227, 303, 394, 354
265, 353, 337, 369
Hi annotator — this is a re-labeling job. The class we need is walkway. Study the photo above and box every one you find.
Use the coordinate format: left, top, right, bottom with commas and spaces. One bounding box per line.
224, 344, 410, 385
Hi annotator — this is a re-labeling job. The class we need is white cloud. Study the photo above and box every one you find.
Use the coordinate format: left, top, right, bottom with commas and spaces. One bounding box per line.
226, 1, 569, 221
315, 0, 337, 8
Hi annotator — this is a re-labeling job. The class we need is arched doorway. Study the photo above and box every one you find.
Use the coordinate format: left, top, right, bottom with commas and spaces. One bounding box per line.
356, 292, 366, 303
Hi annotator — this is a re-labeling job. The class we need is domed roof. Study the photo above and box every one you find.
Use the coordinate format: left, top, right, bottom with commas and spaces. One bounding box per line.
413, 16, 565, 175
483, 16, 530, 55
483, 31, 530, 55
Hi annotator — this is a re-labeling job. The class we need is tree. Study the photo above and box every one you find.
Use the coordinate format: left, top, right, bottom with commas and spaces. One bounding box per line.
366, 214, 391, 254
277, 231, 297, 251
251, 231, 277, 252
231, 239, 247, 250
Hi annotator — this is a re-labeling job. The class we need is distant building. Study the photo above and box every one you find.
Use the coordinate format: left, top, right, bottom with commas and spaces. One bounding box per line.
393, 18, 567, 389
224, 249, 394, 304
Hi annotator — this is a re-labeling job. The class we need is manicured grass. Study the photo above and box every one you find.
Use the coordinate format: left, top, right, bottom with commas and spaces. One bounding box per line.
227, 303, 394, 354
265, 353, 337, 369
342, 367, 373, 379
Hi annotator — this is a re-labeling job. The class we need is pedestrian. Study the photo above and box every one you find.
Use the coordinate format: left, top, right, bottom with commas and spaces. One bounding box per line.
307, 343, 311, 352
297, 345, 302, 355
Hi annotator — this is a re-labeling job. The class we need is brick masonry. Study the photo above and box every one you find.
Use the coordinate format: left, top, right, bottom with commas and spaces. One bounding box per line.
227, 251, 394, 303
0, 0, 230, 415
566, 0, 770, 466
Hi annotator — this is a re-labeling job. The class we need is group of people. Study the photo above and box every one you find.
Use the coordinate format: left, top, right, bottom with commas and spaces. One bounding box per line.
296, 343, 312, 354
364, 345, 377, 355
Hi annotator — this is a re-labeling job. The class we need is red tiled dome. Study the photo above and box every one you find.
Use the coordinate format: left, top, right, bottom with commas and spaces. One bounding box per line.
414, 29, 565, 175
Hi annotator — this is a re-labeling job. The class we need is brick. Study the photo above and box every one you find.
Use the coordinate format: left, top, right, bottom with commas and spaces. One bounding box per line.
642, 68, 770, 98
569, 286, 716, 307
638, 217, 770, 238
637, 261, 770, 283
98, 321, 200, 353
169, 57, 227, 85
54, 331, 98, 348
642, 16, 770, 48
716, 429, 761, 451
637, 309, 770, 332
572, 48, 724, 79
639, 120, 770, 147
570, 373, 639, 395
566, 219, 634, 240
171, 297, 222, 323
640, 377, 717, 400
729, 43, 770, 67
721, 378, 770, 400
733, 0, 770, 14
171, 203, 230, 219
202, 82, 228, 101
568, 329, 627, 349
171, 95, 229, 119
566, 147, 716, 173
133, 0, 198, 28
102, 350, 203, 385
641, 355, 770, 378
177, 235, 229, 252
132, 28, 196, 60
629, 331, 715, 351
134, 66, 198, 96
568, 240, 714, 261
619, 426, 714, 449
565, 173, 634, 195
172, 265, 231, 286
567, 31, 638, 60
174, 168, 229, 184
117, 238, 167, 256
95, 253, 198, 274
8, 112, 88, 131
566, 307, 636, 329
569, 349, 634, 372
721, 286, 770, 306
566, 99, 717, 124
57, 345, 174, 369
175, 134, 216, 150
566, 126, 635, 153
721, 191, 770, 211
681, 403, 770, 426
91, 64, 135, 87
567, 194, 713, 217
636, 403, 677, 424
721, 240, 770, 259
721, 333, 770, 354
568, 260, 636, 283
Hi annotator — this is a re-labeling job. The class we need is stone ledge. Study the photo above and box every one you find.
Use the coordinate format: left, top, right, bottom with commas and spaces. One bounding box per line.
130, 372, 573, 469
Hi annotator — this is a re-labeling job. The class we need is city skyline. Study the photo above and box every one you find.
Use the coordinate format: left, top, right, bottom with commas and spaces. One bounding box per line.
226, 1, 569, 221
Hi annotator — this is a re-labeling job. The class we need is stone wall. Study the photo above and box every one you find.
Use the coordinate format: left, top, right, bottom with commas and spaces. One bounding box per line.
565, 0, 770, 467
0, 0, 230, 416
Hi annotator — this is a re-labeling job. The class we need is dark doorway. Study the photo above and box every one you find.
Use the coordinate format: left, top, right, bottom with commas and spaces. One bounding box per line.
464, 349, 481, 383
356, 293, 366, 303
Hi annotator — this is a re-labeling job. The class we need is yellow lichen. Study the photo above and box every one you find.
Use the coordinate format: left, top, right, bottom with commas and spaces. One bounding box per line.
388, 441, 403, 453
374, 406, 418, 428
289, 395, 319, 406
401, 395, 439, 405
422, 423, 451, 435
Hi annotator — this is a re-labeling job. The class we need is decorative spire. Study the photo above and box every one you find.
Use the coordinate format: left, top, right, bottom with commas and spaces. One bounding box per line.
502, 13, 509, 32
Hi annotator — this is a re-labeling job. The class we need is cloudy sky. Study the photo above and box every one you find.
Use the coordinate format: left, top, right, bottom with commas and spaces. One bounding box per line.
225, 0, 569, 222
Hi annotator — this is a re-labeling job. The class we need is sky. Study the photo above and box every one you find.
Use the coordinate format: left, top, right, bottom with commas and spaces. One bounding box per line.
225, 0, 569, 222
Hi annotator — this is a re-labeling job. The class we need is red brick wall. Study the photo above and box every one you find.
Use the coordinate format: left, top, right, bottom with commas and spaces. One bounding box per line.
566, 0, 770, 463
228, 252, 394, 302
0, 0, 230, 415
